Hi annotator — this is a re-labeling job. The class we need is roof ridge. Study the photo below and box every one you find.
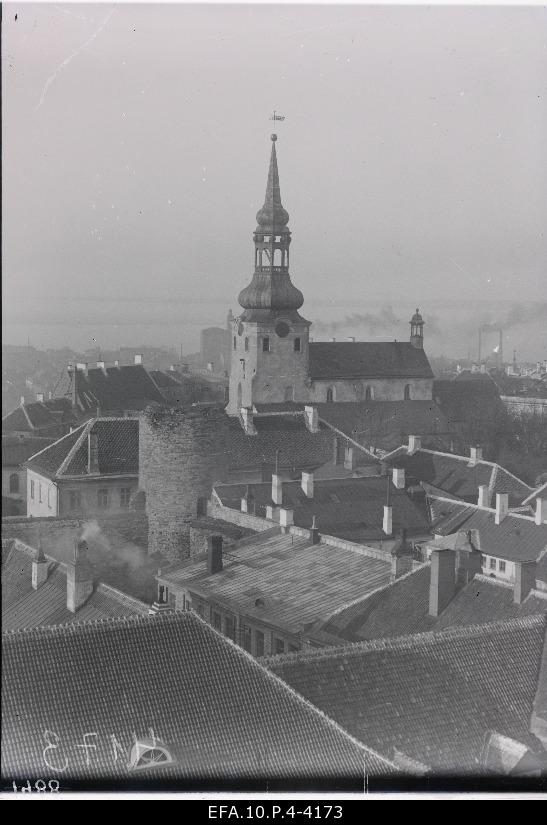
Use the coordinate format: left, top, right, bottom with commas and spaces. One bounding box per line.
24, 424, 86, 466
489, 463, 499, 496
20, 403, 35, 430
522, 482, 547, 505
265, 614, 547, 666
56, 420, 93, 476
428, 494, 539, 524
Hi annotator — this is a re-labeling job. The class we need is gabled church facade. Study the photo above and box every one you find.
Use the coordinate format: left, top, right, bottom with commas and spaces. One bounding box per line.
227, 135, 433, 415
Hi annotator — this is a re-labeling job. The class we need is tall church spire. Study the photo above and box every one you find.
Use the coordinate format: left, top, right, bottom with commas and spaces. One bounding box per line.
238, 134, 304, 317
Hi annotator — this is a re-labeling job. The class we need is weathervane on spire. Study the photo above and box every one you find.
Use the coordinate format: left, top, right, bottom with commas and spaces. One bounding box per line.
270, 111, 286, 123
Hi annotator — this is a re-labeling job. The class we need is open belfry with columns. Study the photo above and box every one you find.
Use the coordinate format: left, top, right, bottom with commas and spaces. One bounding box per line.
227, 134, 434, 415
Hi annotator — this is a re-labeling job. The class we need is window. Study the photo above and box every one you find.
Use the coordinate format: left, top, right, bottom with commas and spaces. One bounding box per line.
242, 624, 252, 653
404, 384, 411, 400
294, 337, 301, 352
489, 557, 496, 570
498, 561, 506, 573
255, 630, 265, 657
481, 555, 487, 566
244, 337, 249, 352
120, 487, 132, 508
233, 336, 237, 350
97, 488, 109, 509
224, 615, 236, 641
30, 480, 35, 500
69, 490, 81, 511
365, 385, 373, 400
262, 336, 270, 352
9, 474, 19, 494
212, 611, 222, 631
326, 387, 334, 403
284, 386, 294, 402
39, 483, 43, 503
47, 487, 51, 509
274, 637, 285, 655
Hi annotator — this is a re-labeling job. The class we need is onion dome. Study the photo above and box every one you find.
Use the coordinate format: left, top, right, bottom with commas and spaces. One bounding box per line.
238, 271, 304, 312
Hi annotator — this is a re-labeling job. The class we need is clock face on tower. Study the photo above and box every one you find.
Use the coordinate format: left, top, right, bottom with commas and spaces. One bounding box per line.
275, 321, 290, 338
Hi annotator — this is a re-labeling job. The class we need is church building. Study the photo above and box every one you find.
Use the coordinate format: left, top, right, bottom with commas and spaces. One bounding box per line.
227, 135, 433, 415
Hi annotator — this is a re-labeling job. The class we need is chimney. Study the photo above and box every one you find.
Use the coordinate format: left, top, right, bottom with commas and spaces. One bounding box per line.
20, 395, 25, 406
469, 445, 483, 465
114, 359, 120, 368
309, 514, 320, 545
36, 392, 44, 403
344, 445, 357, 470
429, 548, 456, 617
207, 362, 214, 373
390, 529, 413, 582
407, 435, 421, 455
134, 354, 143, 365
329, 337, 336, 342
67, 539, 94, 612
301, 471, 314, 498
478, 484, 490, 507
279, 508, 294, 529
304, 405, 319, 433
513, 560, 537, 605
207, 534, 223, 575
333, 436, 343, 466
76, 362, 88, 376
480, 363, 487, 374
392, 467, 405, 489
271, 474, 283, 506
240, 407, 257, 435
169, 364, 176, 372
266, 504, 275, 520
241, 486, 254, 514
383, 505, 393, 536
346, 336, 356, 342
535, 498, 546, 526
88, 430, 99, 475
495, 492, 509, 525
456, 530, 483, 586
32, 546, 49, 590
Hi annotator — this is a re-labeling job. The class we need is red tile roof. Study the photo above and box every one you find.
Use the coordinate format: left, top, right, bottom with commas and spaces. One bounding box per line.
1, 611, 396, 788
268, 616, 547, 773
309, 342, 434, 380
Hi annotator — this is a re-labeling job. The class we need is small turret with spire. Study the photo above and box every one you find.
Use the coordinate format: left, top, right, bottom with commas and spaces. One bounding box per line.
410, 308, 425, 349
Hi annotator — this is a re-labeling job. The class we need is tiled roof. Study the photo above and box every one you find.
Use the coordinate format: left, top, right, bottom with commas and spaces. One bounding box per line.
25, 419, 138, 479
2, 400, 75, 436
2, 540, 148, 631
2, 437, 56, 466
430, 499, 547, 563
309, 342, 434, 380
74, 365, 164, 413
316, 568, 546, 645
383, 448, 533, 506
1, 611, 396, 786
160, 531, 391, 632
224, 413, 335, 471
268, 616, 547, 773
315, 401, 450, 445
214, 476, 431, 541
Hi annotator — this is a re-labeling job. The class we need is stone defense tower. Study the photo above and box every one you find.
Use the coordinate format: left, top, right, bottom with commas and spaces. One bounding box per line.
227, 134, 311, 414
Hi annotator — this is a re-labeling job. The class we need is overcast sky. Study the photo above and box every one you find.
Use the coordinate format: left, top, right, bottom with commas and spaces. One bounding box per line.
2, 3, 547, 355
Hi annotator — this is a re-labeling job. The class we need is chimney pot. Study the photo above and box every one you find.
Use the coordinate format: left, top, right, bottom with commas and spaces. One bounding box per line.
207, 534, 223, 575
495, 492, 509, 525
301, 471, 314, 498
536, 498, 546, 526
408, 435, 421, 455
392, 467, 406, 489
271, 473, 283, 506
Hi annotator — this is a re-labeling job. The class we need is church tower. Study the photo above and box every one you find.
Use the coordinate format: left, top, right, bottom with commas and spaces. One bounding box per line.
409, 308, 425, 349
227, 135, 311, 415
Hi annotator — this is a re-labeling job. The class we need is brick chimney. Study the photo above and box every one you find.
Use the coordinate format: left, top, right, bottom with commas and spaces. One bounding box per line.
301, 471, 314, 498
134, 354, 143, 365
344, 445, 357, 471
513, 560, 537, 605
207, 534, 223, 575
383, 505, 393, 536
535, 498, 546, 525
429, 548, 456, 617
478, 484, 490, 507
469, 445, 483, 465
495, 492, 509, 525
88, 430, 99, 475
32, 545, 49, 590
392, 467, 405, 489
304, 405, 319, 433
271, 474, 283, 506
67, 539, 94, 612
241, 407, 257, 435
408, 435, 421, 455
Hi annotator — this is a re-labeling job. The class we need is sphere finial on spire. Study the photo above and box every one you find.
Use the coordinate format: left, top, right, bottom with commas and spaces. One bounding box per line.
271, 133, 277, 141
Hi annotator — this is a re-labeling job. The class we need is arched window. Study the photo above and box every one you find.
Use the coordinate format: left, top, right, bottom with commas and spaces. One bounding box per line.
9, 473, 19, 494
326, 387, 335, 403
233, 336, 237, 350
237, 383, 243, 409
365, 385, 373, 401
404, 384, 411, 400
244, 337, 249, 352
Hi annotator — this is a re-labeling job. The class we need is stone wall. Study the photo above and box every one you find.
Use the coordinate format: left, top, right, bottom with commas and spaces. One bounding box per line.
139, 406, 231, 560
309, 377, 434, 403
